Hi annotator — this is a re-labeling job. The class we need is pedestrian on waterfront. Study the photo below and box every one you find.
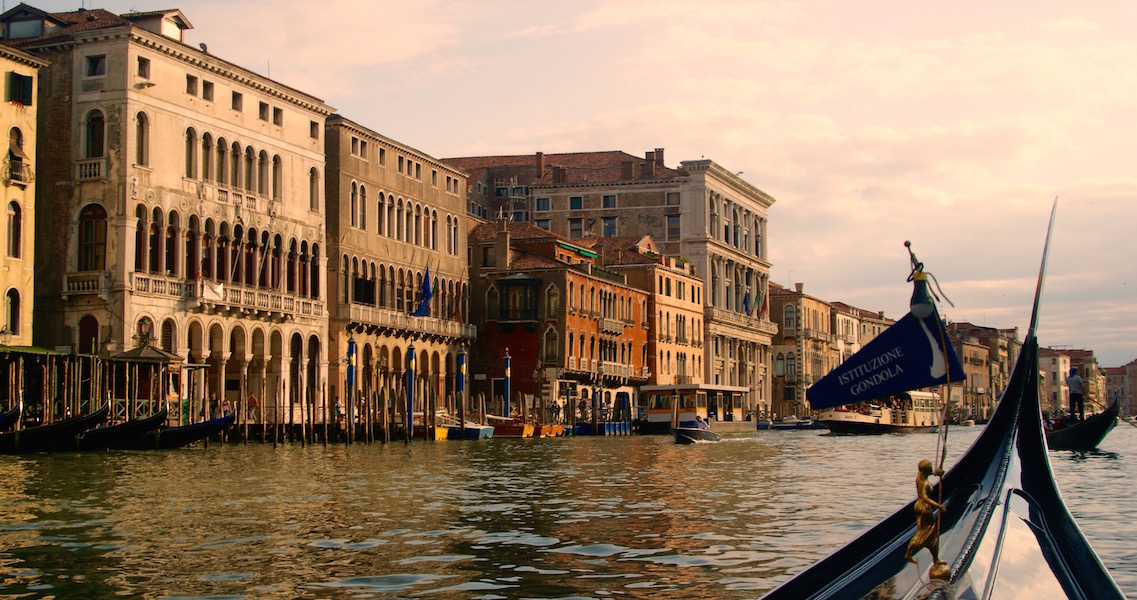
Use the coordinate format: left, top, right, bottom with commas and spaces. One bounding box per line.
1066, 367, 1085, 421
208, 392, 218, 419
248, 393, 259, 423
221, 395, 232, 417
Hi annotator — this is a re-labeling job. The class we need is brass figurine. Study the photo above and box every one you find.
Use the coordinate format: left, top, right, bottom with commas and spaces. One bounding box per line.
905, 459, 950, 581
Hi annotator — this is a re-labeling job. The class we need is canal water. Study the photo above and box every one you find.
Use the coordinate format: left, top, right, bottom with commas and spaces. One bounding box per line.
1, 424, 1134, 598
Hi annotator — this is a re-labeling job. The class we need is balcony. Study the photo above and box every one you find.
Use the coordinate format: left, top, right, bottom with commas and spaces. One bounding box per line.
599, 317, 623, 335
348, 303, 476, 341
76, 158, 106, 181
706, 305, 778, 335
186, 279, 322, 322
64, 270, 110, 297
131, 271, 191, 300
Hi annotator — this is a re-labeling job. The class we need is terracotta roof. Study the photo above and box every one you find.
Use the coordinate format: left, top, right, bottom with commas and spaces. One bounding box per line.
468, 219, 565, 244
583, 236, 658, 266
509, 251, 564, 270
3, 7, 131, 48
443, 150, 682, 185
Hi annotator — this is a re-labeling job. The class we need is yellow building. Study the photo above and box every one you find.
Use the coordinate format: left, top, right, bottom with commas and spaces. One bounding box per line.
0, 42, 44, 347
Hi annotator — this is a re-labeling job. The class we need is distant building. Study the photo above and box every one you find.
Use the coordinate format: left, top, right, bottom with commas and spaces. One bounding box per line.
1039, 348, 1071, 416
769, 282, 836, 417
466, 219, 650, 421
324, 114, 474, 417
445, 149, 777, 418
587, 235, 705, 388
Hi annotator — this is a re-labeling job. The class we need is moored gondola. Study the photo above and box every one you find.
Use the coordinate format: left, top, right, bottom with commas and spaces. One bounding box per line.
111, 414, 234, 450
0, 404, 110, 454
76, 406, 169, 451
1046, 400, 1119, 451
0, 404, 19, 433
761, 204, 1124, 599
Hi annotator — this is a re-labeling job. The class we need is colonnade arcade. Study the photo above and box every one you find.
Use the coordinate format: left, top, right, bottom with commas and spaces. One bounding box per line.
337, 340, 463, 420
130, 203, 323, 301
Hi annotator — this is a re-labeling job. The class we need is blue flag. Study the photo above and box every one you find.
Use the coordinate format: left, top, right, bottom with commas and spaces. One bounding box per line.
412, 265, 433, 317
743, 290, 751, 315
806, 304, 964, 410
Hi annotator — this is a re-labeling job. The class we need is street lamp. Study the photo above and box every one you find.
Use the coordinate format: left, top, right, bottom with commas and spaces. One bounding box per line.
534, 360, 543, 426
594, 360, 604, 433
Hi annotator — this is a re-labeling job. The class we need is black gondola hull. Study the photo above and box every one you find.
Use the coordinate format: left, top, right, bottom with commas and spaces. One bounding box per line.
0, 405, 110, 454
111, 414, 234, 450
76, 407, 170, 451
1046, 401, 1118, 451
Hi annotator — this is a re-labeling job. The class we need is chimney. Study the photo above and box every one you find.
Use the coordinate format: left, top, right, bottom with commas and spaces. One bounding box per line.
535, 152, 545, 176
641, 161, 656, 179
645, 150, 655, 163
795, 282, 803, 293
654, 147, 664, 167
553, 166, 566, 183
621, 160, 634, 180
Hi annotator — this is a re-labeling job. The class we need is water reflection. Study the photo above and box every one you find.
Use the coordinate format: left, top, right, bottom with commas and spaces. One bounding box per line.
0, 426, 1132, 598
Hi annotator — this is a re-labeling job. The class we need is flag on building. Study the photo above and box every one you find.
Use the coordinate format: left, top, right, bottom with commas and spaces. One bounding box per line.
412, 265, 433, 317
743, 289, 751, 315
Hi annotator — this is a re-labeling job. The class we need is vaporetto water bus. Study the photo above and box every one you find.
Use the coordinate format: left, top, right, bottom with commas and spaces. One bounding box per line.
816, 390, 940, 434
636, 383, 753, 434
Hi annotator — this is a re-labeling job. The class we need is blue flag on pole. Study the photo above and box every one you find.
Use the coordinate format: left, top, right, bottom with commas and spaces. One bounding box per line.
806, 304, 964, 410
412, 265, 433, 317
743, 290, 751, 315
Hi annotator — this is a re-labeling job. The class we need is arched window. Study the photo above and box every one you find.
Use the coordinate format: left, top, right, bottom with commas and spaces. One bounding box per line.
350, 182, 358, 228
201, 133, 213, 181
160, 319, 176, 353
308, 167, 319, 211
543, 329, 559, 361
5, 288, 18, 335
135, 316, 154, 348
244, 146, 255, 192
783, 304, 795, 329
272, 155, 282, 200
6, 201, 20, 258
135, 112, 149, 166
184, 127, 197, 178
486, 287, 499, 319
258, 150, 269, 195
786, 352, 796, 376
359, 185, 367, 231
8, 127, 26, 182
79, 204, 108, 271
230, 141, 241, 187
378, 193, 386, 237
216, 138, 228, 184
85, 111, 104, 158
775, 353, 785, 376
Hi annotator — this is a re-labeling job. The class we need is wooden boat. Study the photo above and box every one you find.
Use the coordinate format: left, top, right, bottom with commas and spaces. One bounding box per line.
487, 415, 533, 438
76, 406, 169, 451
762, 206, 1124, 598
1045, 400, 1119, 451
0, 404, 19, 433
533, 423, 564, 437
673, 425, 720, 444
817, 391, 940, 434
0, 404, 109, 454
756, 415, 818, 430
446, 422, 494, 440
111, 414, 234, 450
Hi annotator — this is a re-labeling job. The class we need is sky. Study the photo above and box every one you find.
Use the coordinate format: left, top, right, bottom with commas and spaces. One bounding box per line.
30, 0, 1137, 367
